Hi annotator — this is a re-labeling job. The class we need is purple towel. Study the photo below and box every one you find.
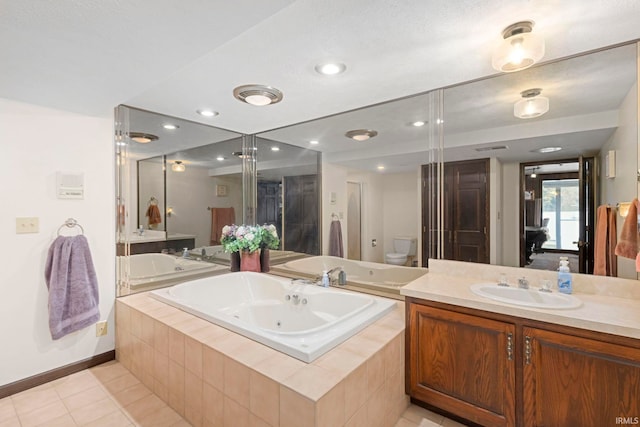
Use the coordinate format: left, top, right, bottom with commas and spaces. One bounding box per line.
45, 235, 100, 340
329, 220, 344, 258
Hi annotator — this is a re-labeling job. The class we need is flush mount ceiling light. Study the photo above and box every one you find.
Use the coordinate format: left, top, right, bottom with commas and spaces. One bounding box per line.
531, 146, 562, 154
233, 84, 283, 106
412, 121, 426, 127
271, 146, 280, 152
345, 129, 378, 141
163, 123, 179, 130
492, 20, 545, 72
314, 62, 347, 76
171, 161, 185, 172
129, 132, 158, 144
309, 140, 319, 145
514, 88, 549, 119
216, 156, 225, 161
197, 109, 219, 117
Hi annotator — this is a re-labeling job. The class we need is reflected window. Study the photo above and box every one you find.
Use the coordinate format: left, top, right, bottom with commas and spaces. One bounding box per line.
542, 179, 579, 251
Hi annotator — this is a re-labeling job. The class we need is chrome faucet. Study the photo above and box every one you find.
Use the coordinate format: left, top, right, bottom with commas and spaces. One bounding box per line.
326, 266, 343, 285
518, 277, 529, 289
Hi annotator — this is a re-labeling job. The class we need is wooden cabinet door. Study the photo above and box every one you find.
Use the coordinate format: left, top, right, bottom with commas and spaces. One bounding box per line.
522, 327, 640, 427
407, 303, 516, 426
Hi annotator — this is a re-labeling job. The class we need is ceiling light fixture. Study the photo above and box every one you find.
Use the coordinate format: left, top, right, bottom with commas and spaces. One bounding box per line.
171, 161, 185, 172
216, 156, 225, 161
314, 62, 347, 76
233, 84, 283, 106
309, 140, 319, 145
129, 132, 158, 144
232, 151, 250, 159
163, 124, 179, 130
412, 121, 426, 127
492, 20, 545, 73
514, 88, 549, 119
530, 167, 538, 178
197, 109, 219, 117
271, 146, 280, 152
377, 165, 385, 171
345, 129, 378, 141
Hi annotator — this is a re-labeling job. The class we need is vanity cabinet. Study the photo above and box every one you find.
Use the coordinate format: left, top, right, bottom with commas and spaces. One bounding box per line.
406, 298, 640, 427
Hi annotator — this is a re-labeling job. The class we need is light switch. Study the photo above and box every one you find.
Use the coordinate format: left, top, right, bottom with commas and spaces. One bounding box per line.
16, 217, 39, 234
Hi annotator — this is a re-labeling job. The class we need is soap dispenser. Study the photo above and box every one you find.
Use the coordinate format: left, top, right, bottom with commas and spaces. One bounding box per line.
321, 271, 330, 287
182, 248, 190, 259
557, 257, 572, 294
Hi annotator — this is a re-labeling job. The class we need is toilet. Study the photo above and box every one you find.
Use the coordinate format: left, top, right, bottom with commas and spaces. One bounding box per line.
385, 237, 417, 265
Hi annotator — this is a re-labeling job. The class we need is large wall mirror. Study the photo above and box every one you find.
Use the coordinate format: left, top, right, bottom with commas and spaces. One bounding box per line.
438, 42, 639, 279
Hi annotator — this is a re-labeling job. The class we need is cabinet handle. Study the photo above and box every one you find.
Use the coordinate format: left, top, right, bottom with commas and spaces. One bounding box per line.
507, 332, 513, 361
525, 336, 532, 365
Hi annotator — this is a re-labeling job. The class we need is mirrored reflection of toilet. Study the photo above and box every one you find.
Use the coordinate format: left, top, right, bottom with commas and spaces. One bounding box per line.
385, 237, 417, 266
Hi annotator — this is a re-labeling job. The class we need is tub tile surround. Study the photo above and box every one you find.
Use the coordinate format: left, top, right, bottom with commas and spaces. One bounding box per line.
402, 259, 640, 339
116, 287, 409, 427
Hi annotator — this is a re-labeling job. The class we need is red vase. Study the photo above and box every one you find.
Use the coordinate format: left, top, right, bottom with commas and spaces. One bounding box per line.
240, 250, 261, 272
229, 251, 240, 272
260, 248, 270, 273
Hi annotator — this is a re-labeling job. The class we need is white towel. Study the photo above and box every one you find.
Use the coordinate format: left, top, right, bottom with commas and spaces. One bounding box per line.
45, 235, 100, 340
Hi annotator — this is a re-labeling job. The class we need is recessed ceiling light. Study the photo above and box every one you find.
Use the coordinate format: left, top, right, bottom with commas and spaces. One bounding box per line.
532, 146, 562, 153
216, 156, 225, 161
315, 62, 347, 76
129, 132, 158, 144
377, 165, 385, 171
197, 109, 219, 117
271, 146, 280, 152
309, 140, 319, 145
163, 124, 179, 130
233, 84, 283, 106
345, 129, 378, 141
412, 121, 426, 127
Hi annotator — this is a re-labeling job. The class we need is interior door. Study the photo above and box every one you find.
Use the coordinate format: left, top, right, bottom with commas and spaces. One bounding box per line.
578, 156, 596, 274
283, 175, 319, 255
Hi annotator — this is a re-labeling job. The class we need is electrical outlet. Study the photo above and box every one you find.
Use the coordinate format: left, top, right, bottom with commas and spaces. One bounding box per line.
16, 217, 39, 234
96, 321, 108, 337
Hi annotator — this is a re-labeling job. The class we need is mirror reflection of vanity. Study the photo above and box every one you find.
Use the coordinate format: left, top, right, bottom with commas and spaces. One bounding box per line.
116, 41, 640, 296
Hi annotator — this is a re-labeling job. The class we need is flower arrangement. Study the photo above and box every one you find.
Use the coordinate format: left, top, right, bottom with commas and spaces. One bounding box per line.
221, 224, 279, 253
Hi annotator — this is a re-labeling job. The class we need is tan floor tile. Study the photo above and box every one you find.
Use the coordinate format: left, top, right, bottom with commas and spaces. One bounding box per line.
441, 417, 469, 427
0, 398, 17, 422
0, 417, 21, 427
17, 400, 68, 427
83, 410, 133, 427
401, 405, 444, 426
103, 372, 141, 394
109, 382, 153, 407
395, 417, 418, 427
54, 370, 101, 399
89, 361, 130, 383
124, 393, 166, 422
170, 419, 193, 427
62, 385, 109, 412
69, 397, 119, 425
11, 387, 60, 415
36, 413, 77, 427
135, 405, 182, 427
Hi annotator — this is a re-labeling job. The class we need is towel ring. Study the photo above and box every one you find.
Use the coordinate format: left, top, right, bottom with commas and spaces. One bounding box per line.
57, 218, 84, 235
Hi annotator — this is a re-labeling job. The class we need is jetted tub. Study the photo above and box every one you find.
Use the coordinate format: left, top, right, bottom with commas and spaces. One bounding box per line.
150, 272, 396, 362
119, 253, 227, 288
275, 255, 427, 290
191, 245, 304, 263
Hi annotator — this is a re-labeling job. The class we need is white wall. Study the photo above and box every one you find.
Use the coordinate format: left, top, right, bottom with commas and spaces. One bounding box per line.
321, 162, 348, 256
599, 82, 638, 279
0, 98, 115, 386
382, 171, 421, 265
501, 162, 521, 267
167, 167, 242, 248
347, 169, 385, 262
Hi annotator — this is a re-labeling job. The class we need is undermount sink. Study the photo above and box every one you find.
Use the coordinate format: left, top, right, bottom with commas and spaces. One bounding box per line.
470, 283, 582, 309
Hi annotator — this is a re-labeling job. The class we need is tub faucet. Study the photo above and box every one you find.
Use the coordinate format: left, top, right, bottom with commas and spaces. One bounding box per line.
326, 267, 343, 285
518, 277, 529, 289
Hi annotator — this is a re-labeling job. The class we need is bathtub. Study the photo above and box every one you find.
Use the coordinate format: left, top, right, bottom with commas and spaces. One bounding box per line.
119, 253, 227, 288
190, 245, 304, 263
150, 272, 396, 362
273, 255, 427, 291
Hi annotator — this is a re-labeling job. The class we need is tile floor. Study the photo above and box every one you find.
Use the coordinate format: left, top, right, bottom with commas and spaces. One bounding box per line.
0, 361, 467, 427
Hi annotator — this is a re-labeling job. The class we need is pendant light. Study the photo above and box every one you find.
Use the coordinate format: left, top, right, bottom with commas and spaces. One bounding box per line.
514, 88, 549, 119
492, 21, 545, 73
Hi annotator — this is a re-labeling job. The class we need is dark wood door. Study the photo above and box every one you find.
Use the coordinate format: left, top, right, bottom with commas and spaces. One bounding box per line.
283, 175, 319, 255
257, 181, 281, 242
522, 327, 640, 427
444, 159, 489, 263
407, 303, 516, 427
578, 156, 595, 274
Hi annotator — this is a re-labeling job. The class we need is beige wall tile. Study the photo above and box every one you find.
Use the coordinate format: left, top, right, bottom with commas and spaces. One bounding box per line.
345, 404, 368, 427
184, 370, 203, 427
203, 346, 224, 391
224, 358, 250, 408
316, 382, 345, 427
249, 413, 272, 427
253, 352, 305, 384
154, 350, 170, 386
314, 347, 366, 379
281, 364, 342, 401
344, 364, 367, 421
130, 309, 143, 339
141, 314, 155, 347
184, 336, 203, 377
341, 334, 385, 359
115, 301, 131, 332
365, 384, 387, 427
154, 378, 169, 403
202, 383, 223, 427
154, 321, 170, 356
169, 328, 185, 367
367, 350, 385, 392
173, 317, 210, 336
223, 396, 250, 427
383, 334, 403, 378
249, 371, 279, 427
279, 387, 314, 427
230, 341, 273, 367
168, 360, 185, 416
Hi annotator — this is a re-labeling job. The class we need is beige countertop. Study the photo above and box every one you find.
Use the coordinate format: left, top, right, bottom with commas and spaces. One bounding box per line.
401, 272, 640, 340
